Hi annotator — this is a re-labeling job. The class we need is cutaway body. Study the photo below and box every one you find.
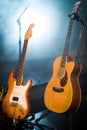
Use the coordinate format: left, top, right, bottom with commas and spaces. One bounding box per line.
44, 56, 82, 114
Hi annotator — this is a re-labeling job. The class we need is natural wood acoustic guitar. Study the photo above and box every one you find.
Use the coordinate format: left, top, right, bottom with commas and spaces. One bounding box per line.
44, 1, 82, 114
2, 23, 34, 120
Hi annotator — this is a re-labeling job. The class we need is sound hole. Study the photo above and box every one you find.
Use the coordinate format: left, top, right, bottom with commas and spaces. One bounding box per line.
58, 67, 65, 79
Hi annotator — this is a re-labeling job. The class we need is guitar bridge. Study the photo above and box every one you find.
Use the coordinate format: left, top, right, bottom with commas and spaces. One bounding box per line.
53, 87, 64, 92
19, 109, 24, 115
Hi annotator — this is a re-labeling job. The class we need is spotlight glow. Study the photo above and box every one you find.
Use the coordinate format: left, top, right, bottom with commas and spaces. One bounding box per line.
21, 8, 54, 40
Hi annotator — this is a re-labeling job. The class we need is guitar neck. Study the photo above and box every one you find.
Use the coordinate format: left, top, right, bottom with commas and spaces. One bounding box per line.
60, 17, 73, 68
16, 40, 28, 86
15, 23, 34, 86
60, 1, 82, 68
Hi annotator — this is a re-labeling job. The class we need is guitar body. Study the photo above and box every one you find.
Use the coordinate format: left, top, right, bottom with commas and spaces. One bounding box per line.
44, 55, 82, 114
2, 72, 32, 119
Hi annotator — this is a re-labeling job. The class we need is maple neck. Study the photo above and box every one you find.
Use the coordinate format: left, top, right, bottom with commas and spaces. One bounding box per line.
16, 40, 28, 86
60, 18, 73, 68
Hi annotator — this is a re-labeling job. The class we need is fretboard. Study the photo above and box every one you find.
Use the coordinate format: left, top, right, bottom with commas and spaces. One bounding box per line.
16, 40, 28, 86
60, 18, 73, 68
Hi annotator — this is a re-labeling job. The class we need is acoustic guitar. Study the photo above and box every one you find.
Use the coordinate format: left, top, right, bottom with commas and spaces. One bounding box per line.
44, 1, 82, 114
2, 23, 34, 120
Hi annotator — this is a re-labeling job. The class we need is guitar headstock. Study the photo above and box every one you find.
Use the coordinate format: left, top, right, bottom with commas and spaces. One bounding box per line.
72, 1, 82, 13
25, 23, 34, 40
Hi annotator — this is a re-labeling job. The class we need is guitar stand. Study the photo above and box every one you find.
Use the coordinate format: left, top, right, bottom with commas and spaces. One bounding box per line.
34, 110, 56, 130
12, 110, 56, 130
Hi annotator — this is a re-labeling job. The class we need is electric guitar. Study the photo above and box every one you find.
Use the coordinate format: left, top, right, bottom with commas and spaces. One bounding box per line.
44, 1, 82, 114
2, 23, 34, 120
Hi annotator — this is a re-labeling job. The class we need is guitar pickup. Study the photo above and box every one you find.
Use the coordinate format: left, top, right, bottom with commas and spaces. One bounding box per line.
11, 102, 18, 107
53, 87, 64, 92
13, 97, 19, 101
